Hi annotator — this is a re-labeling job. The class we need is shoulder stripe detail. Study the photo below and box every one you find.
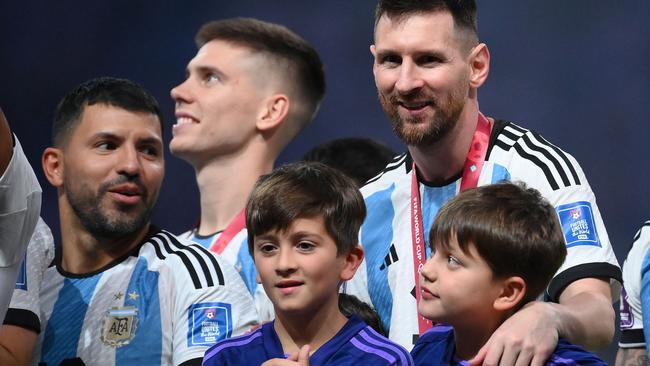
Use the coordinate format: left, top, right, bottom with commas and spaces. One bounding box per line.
365, 153, 407, 185
350, 337, 396, 364
495, 124, 582, 190
357, 328, 413, 365
531, 132, 581, 185
203, 330, 262, 360
178, 236, 226, 287
160, 231, 225, 287
150, 233, 203, 289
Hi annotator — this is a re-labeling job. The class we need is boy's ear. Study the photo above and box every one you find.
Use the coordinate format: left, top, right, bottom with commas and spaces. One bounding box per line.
340, 245, 365, 281
493, 276, 526, 312
42, 147, 64, 187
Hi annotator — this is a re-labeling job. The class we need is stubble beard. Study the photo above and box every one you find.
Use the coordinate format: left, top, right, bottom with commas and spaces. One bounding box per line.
64, 176, 153, 239
379, 85, 467, 147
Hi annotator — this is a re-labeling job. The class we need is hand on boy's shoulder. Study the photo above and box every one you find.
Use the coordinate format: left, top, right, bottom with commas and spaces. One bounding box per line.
262, 345, 310, 366
468, 301, 558, 366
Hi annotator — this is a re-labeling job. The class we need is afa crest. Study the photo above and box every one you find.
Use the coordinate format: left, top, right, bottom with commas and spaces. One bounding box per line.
100, 306, 139, 347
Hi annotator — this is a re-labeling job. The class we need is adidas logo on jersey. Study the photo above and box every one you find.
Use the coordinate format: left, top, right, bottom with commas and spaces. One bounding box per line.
379, 244, 399, 270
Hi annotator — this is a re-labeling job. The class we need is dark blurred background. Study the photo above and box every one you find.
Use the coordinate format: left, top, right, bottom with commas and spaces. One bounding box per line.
2, 1, 649, 362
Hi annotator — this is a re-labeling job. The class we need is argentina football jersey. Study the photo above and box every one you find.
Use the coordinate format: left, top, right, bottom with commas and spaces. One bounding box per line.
7, 226, 258, 365
345, 119, 621, 349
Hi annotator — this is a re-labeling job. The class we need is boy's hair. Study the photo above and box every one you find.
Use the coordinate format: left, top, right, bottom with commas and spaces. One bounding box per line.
246, 161, 366, 256
429, 182, 566, 304
195, 18, 326, 128
374, 0, 478, 50
52, 77, 162, 147
338, 294, 387, 337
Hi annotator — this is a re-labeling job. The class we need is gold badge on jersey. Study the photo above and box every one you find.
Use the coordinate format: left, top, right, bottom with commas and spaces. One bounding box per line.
100, 306, 139, 347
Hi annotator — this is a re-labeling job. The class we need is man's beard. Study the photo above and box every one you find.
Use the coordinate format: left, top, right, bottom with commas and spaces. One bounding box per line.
65, 176, 153, 239
379, 85, 467, 146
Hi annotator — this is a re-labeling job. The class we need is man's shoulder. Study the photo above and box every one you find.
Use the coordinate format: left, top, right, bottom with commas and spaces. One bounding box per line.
361, 152, 410, 196
488, 119, 584, 192
139, 228, 228, 289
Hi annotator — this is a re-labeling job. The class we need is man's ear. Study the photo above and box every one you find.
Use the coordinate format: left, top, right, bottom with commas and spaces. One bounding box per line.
42, 147, 64, 187
340, 245, 365, 281
468, 43, 490, 89
493, 276, 526, 312
256, 94, 290, 132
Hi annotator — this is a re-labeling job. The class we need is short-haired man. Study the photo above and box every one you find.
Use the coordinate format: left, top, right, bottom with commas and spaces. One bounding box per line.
345, 1, 621, 365
0, 77, 257, 365
170, 18, 325, 321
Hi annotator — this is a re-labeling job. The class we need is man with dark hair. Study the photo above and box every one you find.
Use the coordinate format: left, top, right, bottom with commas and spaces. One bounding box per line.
345, 0, 621, 364
0, 77, 257, 365
170, 18, 326, 321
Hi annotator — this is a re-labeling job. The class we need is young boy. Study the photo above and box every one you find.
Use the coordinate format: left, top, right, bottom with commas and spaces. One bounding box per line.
412, 182, 606, 365
202, 162, 414, 365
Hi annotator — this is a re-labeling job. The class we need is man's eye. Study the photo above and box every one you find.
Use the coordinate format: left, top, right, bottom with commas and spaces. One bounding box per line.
97, 142, 117, 150
205, 74, 220, 84
378, 54, 401, 66
141, 146, 159, 157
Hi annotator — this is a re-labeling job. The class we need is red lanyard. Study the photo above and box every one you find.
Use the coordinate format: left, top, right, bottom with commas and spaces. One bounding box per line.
410, 113, 491, 334
208, 209, 247, 255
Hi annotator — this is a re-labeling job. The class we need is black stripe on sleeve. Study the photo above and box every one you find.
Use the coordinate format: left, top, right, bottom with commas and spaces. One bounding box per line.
512, 143, 560, 190
546, 262, 622, 303
3, 308, 41, 333
620, 329, 645, 346
179, 358, 203, 366
632, 221, 650, 242
162, 231, 225, 287
152, 233, 203, 289
532, 132, 581, 185
520, 134, 571, 187
162, 232, 215, 288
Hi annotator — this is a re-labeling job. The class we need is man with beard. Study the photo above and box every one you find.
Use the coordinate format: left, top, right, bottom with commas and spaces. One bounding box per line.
344, 1, 621, 365
0, 77, 257, 365
170, 18, 325, 322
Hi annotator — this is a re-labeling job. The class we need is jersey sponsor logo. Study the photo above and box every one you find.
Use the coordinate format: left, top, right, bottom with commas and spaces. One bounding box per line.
556, 201, 600, 248
100, 306, 139, 347
14, 254, 27, 290
187, 302, 233, 346
619, 286, 634, 329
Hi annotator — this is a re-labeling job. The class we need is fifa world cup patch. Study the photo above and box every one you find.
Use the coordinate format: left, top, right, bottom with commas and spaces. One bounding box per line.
187, 302, 233, 346
556, 201, 600, 248
100, 306, 139, 347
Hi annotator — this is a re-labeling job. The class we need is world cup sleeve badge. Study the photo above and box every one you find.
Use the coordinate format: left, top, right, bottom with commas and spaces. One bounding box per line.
100, 306, 139, 347
187, 302, 233, 346
556, 201, 600, 248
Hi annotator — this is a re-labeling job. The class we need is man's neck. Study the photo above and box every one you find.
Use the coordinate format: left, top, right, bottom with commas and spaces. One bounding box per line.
408, 104, 486, 185
273, 298, 348, 355
194, 154, 274, 235
59, 205, 150, 274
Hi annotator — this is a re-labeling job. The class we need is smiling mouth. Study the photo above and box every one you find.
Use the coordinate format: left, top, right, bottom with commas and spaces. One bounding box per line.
175, 116, 199, 126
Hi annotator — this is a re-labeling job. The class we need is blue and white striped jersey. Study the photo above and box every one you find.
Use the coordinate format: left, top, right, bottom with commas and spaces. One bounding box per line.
411, 325, 606, 365
345, 119, 622, 349
182, 229, 274, 323
619, 221, 650, 349
7, 225, 258, 366
202, 315, 414, 365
